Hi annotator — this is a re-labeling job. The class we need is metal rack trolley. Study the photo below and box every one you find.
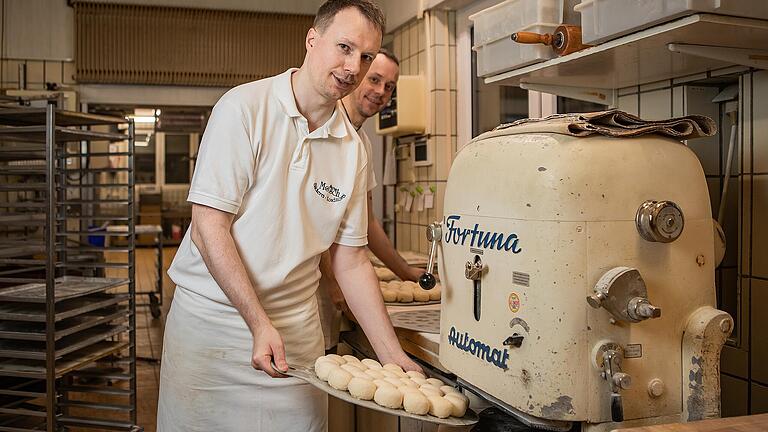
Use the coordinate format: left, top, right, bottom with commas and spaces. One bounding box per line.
0, 105, 139, 431
108, 224, 162, 318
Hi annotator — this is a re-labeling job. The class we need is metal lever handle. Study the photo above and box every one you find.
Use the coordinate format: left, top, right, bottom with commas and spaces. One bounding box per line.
611, 392, 624, 422
419, 222, 442, 290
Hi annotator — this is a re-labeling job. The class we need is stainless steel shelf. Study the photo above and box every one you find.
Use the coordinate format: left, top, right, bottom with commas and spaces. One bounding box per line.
0, 277, 129, 303
485, 14, 768, 89
0, 324, 128, 360
0, 341, 131, 378
0, 108, 126, 127
0, 293, 130, 322
0, 126, 127, 143
0, 307, 129, 341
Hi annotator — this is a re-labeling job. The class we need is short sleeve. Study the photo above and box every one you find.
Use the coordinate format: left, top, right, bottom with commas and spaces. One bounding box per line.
187, 100, 257, 214
334, 163, 369, 247
360, 130, 378, 191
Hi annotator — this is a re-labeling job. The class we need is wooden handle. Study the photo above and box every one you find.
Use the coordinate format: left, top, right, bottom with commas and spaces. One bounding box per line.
511, 31, 552, 46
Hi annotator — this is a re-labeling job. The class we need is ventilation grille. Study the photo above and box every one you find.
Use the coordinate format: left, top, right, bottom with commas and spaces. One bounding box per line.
512, 271, 530, 287
74, 2, 313, 87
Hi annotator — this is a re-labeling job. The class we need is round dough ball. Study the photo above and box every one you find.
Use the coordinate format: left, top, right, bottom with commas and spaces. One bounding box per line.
402, 281, 419, 291
399, 378, 419, 388
413, 289, 430, 302
403, 390, 430, 415
315, 361, 339, 382
361, 359, 382, 370
396, 290, 414, 303
444, 393, 468, 417
365, 369, 385, 380
351, 370, 370, 379
405, 370, 426, 380
391, 369, 409, 379
411, 377, 428, 386
380, 369, 399, 379
373, 379, 395, 389
381, 289, 398, 302
387, 280, 402, 291
328, 368, 353, 391
341, 363, 364, 374
440, 385, 460, 396
384, 377, 403, 387
419, 385, 443, 397
348, 377, 377, 400
324, 354, 345, 365
382, 363, 404, 374
378, 268, 397, 281
428, 285, 441, 301
379, 281, 389, 290
426, 378, 445, 387
427, 395, 453, 418
315, 357, 334, 371
399, 385, 422, 394
374, 385, 403, 409
342, 355, 361, 364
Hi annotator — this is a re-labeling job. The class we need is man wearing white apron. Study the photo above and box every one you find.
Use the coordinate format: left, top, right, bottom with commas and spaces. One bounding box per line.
157, 1, 422, 431
317, 49, 424, 348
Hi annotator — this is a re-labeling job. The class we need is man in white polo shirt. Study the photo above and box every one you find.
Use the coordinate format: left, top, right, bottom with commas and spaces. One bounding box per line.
158, 1, 421, 431
318, 49, 425, 347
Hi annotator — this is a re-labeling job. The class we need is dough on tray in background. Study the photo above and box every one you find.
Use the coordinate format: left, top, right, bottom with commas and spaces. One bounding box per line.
312, 354, 468, 418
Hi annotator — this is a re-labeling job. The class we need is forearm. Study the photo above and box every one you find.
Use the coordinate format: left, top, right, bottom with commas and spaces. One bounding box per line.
367, 216, 413, 279
190, 204, 270, 334
330, 244, 407, 363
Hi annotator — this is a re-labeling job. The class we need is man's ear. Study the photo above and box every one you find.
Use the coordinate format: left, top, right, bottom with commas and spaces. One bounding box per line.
306, 27, 317, 50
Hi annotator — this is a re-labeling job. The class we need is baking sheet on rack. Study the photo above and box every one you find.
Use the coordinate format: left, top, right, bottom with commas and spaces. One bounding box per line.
390, 309, 440, 334
279, 364, 478, 426
0, 276, 129, 303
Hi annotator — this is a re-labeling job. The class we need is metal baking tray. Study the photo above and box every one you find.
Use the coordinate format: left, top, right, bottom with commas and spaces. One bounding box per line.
0, 324, 128, 360
277, 363, 478, 426
0, 340, 130, 379
0, 293, 130, 322
0, 306, 129, 341
0, 277, 129, 303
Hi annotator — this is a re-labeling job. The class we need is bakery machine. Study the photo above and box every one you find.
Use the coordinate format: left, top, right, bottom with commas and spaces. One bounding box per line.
418, 111, 733, 431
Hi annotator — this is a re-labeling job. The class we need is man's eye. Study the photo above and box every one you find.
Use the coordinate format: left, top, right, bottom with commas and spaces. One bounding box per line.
339, 44, 350, 53
385, 84, 395, 92
362, 55, 374, 63
370, 77, 379, 84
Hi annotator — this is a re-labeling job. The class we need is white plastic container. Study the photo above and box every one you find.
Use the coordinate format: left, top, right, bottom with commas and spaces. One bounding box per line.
470, 0, 562, 77
575, 0, 768, 44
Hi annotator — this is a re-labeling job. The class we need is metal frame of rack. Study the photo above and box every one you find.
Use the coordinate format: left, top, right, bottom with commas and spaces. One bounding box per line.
0, 105, 138, 431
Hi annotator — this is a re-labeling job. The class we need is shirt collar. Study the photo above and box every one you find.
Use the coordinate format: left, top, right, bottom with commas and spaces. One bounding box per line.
274, 68, 351, 140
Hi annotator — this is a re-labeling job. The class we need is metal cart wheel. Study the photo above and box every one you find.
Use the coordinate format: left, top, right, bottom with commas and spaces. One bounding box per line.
149, 293, 162, 319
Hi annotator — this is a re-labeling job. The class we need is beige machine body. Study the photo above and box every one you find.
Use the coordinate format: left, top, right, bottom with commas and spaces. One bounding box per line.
434, 129, 732, 431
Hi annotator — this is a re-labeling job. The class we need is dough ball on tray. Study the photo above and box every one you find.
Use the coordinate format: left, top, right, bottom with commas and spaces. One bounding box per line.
374, 385, 404, 409
403, 390, 430, 415
328, 368, 353, 391
427, 395, 453, 418
444, 393, 469, 417
348, 377, 377, 400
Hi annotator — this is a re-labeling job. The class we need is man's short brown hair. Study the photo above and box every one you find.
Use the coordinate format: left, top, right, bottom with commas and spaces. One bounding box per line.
313, 0, 386, 36
377, 47, 399, 67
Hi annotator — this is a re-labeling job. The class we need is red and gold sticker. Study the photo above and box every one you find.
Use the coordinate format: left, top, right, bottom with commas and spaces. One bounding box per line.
508, 292, 521, 313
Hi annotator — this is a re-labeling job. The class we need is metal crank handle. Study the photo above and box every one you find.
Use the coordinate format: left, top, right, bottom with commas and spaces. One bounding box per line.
419, 222, 442, 290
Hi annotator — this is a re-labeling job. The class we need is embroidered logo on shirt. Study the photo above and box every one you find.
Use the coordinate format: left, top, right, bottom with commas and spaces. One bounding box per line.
313, 181, 348, 203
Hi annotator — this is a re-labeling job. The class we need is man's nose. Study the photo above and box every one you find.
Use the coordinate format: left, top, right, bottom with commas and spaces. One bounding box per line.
344, 55, 362, 78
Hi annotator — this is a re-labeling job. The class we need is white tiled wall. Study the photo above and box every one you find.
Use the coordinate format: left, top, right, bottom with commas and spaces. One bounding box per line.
391, 10, 457, 256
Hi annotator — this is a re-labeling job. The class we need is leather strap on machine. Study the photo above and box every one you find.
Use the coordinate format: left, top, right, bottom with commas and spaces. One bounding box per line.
489, 109, 717, 141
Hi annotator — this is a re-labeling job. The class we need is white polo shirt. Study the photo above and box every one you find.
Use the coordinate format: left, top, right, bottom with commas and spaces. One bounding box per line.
359, 128, 377, 192
168, 68, 369, 311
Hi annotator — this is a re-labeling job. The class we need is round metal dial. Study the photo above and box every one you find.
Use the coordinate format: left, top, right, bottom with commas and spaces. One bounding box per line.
635, 200, 684, 243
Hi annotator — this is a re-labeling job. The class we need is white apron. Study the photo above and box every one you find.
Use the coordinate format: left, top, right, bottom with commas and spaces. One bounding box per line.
157, 287, 327, 432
